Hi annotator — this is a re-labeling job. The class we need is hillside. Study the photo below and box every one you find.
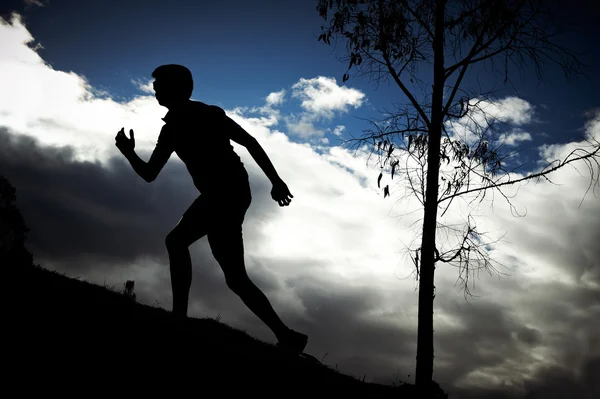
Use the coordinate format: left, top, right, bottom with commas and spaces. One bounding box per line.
5, 264, 449, 397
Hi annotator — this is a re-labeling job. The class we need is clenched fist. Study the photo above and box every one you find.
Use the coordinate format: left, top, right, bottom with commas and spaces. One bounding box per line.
115, 127, 135, 156
271, 179, 293, 207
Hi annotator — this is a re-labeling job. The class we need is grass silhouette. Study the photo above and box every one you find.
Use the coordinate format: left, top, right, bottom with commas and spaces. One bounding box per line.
7, 263, 448, 397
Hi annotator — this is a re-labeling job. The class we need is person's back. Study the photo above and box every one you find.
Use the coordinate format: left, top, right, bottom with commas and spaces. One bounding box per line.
156, 99, 248, 195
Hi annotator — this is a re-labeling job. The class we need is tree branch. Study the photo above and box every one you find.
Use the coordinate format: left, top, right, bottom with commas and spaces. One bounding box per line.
400, 0, 434, 40
438, 143, 600, 204
444, 0, 529, 78
378, 0, 432, 129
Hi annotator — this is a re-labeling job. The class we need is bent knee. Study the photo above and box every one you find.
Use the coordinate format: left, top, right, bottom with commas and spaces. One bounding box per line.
165, 231, 185, 250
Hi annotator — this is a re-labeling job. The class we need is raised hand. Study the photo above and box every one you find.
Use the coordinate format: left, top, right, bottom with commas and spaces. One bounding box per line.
271, 179, 293, 207
115, 127, 135, 155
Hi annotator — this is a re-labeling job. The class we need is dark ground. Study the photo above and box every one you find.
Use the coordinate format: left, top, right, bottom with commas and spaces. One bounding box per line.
5, 264, 448, 398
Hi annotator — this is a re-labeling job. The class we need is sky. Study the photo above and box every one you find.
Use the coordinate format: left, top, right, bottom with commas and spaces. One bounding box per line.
1, 1, 599, 398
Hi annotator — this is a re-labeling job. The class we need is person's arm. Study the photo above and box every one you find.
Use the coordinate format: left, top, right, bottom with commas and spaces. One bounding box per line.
225, 117, 282, 184
115, 127, 173, 183
124, 150, 171, 183
224, 114, 293, 206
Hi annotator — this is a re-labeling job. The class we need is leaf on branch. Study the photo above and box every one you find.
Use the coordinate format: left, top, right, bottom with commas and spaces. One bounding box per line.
377, 171, 383, 188
350, 53, 357, 68
384, 185, 390, 198
343, 73, 349, 83
391, 160, 399, 180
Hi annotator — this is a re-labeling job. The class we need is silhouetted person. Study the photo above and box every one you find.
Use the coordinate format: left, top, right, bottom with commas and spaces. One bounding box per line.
115, 64, 307, 354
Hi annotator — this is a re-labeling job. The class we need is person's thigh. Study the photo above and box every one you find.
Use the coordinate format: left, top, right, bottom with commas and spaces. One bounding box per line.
166, 196, 210, 247
206, 192, 251, 271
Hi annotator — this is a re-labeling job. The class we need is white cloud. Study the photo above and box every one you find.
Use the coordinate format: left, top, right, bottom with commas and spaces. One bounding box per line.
497, 130, 532, 146
0, 14, 165, 163
486, 96, 534, 125
265, 89, 286, 106
132, 78, 154, 94
584, 110, 600, 141
448, 96, 536, 145
291, 76, 365, 119
283, 78, 364, 139
333, 125, 345, 136
228, 106, 279, 128
284, 114, 324, 138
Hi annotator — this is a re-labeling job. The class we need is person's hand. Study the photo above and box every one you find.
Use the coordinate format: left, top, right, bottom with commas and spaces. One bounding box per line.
271, 179, 293, 207
115, 127, 135, 156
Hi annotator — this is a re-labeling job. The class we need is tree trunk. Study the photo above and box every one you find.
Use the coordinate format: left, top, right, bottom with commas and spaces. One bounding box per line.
415, 0, 445, 390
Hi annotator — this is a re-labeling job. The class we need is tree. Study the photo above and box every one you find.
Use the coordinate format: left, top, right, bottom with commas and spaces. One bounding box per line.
0, 175, 34, 269
316, 0, 600, 391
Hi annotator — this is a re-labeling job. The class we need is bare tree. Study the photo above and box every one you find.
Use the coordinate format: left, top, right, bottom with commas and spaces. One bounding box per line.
316, 0, 600, 391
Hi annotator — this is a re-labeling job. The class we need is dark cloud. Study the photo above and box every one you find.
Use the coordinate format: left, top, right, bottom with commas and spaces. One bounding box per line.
500, 193, 600, 290
0, 127, 197, 271
515, 325, 542, 346
432, 273, 600, 398
286, 275, 417, 383
521, 357, 600, 399
435, 299, 526, 387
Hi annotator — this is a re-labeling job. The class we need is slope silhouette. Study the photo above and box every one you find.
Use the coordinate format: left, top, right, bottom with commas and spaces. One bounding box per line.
5, 264, 451, 397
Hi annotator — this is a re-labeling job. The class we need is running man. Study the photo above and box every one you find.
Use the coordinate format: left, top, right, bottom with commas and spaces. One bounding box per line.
115, 64, 307, 354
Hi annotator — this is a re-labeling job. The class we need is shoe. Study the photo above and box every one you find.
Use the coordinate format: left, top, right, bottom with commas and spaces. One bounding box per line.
276, 328, 308, 354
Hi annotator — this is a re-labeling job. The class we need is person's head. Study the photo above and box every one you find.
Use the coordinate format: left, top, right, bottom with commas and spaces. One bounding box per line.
151, 64, 194, 108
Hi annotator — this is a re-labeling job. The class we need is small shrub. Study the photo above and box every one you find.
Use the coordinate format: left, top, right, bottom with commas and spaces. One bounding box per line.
123, 280, 136, 302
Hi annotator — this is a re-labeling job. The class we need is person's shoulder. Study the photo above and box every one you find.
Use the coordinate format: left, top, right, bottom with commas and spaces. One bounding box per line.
190, 101, 225, 117
156, 123, 174, 147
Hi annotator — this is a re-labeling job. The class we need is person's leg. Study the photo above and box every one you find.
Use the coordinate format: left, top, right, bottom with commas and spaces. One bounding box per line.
165, 196, 208, 317
207, 225, 285, 335
208, 224, 308, 352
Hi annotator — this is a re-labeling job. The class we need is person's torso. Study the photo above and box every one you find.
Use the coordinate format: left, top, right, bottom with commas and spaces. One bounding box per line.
163, 101, 248, 194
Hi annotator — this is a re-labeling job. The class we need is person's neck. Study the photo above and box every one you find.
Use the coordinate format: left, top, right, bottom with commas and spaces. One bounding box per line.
166, 99, 190, 111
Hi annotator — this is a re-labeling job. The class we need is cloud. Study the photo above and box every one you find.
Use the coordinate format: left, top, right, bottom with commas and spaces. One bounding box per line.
332, 125, 345, 136
2, 12, 600, 399
227, 105, 280, 128
485, 96, 534, 125
284, 114, 324, 138
283, 77, 365, 139
0, 127, 194, 268
497, 130, 532, 146
265, 89, 286, 107
291, 76, 365, 119
448, 96, 536, 145
132, 78, 154, 94
24, 0, 47, 7
0, 14, 165, 164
